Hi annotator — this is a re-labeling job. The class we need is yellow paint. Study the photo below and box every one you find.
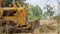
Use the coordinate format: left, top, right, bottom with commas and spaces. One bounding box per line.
16, 1, 21, 7
0, 0, 30, 28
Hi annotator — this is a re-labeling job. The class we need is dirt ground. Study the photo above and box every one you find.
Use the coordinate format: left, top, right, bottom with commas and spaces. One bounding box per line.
13, 19, 58, 34
13, 29, 58, 34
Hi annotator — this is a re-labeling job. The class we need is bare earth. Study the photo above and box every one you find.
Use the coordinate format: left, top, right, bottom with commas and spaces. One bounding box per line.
14, 19, 58, 34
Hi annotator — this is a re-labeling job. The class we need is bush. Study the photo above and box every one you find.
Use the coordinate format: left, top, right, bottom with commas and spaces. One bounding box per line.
39, 25, 56, 33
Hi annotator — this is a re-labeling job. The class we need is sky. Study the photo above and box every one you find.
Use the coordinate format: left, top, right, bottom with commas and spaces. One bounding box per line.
26, 0, 57, 8
26, 0, 59, 16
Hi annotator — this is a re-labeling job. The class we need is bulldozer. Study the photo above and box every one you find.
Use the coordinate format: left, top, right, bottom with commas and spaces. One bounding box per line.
0, 0, 40, 34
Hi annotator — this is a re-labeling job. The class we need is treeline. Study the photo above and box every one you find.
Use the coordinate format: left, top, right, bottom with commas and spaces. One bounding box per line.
28, 4, 54, 20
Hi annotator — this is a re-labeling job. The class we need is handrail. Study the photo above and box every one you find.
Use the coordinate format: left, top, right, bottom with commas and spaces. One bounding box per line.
16, 1, 21, 7
0, 7, 23, 10
12, 2, 17, 9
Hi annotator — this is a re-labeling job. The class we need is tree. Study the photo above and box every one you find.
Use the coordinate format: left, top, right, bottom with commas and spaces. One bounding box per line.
18, 0, 26, 6
4, 0, 26, 7
4, 0, 12, 7
28, 4, 42, 20
43, 4, 54, 18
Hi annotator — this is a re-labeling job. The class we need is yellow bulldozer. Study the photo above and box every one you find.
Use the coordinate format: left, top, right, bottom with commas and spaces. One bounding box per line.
0, 0, 40, 34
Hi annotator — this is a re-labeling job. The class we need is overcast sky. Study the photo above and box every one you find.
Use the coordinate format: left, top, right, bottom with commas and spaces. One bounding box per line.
26, 0, 57, 8
26, 0, 59, 16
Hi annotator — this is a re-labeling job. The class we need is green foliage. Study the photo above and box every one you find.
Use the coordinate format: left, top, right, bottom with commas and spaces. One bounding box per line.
28, 4, 54, 20
39, 25, 56, 33
43, 5, 54, 18
28, 4, 42, 20
33, 5, 42, 17
18, 0, 26, 6
4, 0, 12, 6
52, 15, 60, 20
4, 0, 26, 7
